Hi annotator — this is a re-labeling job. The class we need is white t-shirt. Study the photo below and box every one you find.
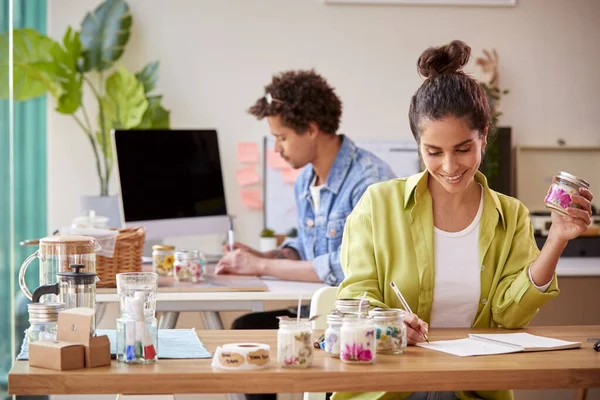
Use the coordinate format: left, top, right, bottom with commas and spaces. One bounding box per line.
429, 185, 551, 328
430, 186, 484, 328
310, 176, 325, 212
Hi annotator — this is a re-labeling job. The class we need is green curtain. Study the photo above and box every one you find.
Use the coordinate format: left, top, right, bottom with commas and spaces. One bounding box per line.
0, 0, 47, 397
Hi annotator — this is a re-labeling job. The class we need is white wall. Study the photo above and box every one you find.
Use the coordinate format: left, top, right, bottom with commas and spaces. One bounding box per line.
47, 0, 600, 249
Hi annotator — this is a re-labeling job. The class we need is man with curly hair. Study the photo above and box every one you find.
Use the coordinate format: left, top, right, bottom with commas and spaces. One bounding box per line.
215, 69, 395, 333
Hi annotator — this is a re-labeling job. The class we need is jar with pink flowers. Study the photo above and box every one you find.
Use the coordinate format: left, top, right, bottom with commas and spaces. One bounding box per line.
339, 315, 376, 364
544, 171, 589, 216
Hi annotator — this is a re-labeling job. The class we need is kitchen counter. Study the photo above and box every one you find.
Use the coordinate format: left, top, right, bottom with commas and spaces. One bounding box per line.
556, 257, 600, 276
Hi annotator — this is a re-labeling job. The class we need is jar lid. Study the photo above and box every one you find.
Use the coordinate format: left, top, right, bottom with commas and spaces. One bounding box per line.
175, 249, 200, 259
28, 302, 65, 322
369, 307, 405, 320
335, 298, 370, 314
557, 171, 590, 189
326, 310, 344, 324
153, 245, 176, 251
277, 316, 312, 328
39, 235, 98, 256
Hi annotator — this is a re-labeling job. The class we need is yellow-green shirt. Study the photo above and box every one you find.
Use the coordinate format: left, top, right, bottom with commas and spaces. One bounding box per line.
333, 171, 559, 400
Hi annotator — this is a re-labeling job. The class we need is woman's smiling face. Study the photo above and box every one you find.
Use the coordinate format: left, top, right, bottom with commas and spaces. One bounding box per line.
419, 116, 487, 195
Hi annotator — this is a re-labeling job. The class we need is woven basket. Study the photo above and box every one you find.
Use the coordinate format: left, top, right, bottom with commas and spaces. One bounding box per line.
96, 226, 146, 288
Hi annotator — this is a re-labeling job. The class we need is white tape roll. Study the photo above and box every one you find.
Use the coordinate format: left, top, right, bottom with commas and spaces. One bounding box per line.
211, 343, 271, 370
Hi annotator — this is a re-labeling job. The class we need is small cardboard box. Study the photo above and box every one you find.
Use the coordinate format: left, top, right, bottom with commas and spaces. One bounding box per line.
57, 307, 111, 368
29, 340, 85, 370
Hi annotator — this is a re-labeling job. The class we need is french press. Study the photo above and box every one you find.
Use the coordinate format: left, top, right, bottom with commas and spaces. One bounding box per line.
19, 235, 99, 303
32, 264, 98, 334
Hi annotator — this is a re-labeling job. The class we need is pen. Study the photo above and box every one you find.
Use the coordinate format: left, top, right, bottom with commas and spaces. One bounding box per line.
228, 216, 234, 252
390, 282, 429, 343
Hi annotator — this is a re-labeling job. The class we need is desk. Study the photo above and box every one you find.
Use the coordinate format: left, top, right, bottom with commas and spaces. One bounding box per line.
9, 325, 600, 395
96, 277, 327, 329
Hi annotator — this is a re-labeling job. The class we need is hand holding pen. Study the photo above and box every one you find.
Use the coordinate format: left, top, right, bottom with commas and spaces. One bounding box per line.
227, 216, 235, 252
390, 282, 430, 344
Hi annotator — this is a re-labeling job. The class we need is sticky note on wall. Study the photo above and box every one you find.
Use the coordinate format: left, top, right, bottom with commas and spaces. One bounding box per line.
237, 142, 259, 164
266, 149, 288, 169
241, 189, 263, 209
282, 167, 302, 184
236, 167, 260, 187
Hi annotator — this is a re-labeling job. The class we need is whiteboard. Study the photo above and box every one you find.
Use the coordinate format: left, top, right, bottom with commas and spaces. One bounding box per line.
263, 136, 421, 234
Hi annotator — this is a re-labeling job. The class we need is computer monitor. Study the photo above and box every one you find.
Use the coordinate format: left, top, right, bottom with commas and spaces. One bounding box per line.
112, 129, 229, 240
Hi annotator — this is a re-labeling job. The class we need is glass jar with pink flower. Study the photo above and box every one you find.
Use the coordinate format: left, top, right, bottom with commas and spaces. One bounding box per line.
277, 317, 313, 368
340, 314, 376, 364
544, 171, 589, 216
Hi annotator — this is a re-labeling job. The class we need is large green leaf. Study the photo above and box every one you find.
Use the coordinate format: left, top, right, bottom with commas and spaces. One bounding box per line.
135, 61, 159, 93
98, 66, 148, 159
52, 26, 83, 114
0, 28, 61, 100
79, 0, 132, 72
137, 95, 170, 129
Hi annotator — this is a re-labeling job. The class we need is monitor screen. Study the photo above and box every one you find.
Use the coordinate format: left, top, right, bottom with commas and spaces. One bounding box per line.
113, 129, 228, 224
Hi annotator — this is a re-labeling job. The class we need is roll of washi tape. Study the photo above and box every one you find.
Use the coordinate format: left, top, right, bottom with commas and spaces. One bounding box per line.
211, 343, 271, 370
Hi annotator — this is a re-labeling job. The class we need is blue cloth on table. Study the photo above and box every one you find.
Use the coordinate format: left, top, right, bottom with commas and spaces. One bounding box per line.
17, 328, 212, 360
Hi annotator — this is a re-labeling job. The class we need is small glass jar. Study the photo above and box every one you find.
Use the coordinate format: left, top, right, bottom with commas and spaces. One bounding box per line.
340, 315, 376, 364
370, 308, 407, 354
335, 298, 370, 317
152, 245, 175, 276
173, 249, 205, 282
277, 318, 313, 368
27, 302, 64, 346
324, 311, 343, 358
544, 171, 590, 216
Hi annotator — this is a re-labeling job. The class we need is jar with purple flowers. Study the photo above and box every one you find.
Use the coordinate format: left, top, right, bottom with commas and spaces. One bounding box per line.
339, 315, 376, 364
324, 311, 343, 358
544, 171, 589, 216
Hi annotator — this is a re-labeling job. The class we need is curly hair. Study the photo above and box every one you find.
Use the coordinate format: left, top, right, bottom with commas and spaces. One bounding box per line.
409, 40, 491, 142
247, 69, 343, 135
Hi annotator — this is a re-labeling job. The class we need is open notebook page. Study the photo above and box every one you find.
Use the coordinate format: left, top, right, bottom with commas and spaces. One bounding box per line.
417, 338, 523, 357
468, 333, 581, 352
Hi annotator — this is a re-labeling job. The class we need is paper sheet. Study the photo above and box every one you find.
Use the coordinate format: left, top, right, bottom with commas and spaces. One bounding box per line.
236, 166, 261, 187
237, 142, 259, 164
241, 189, 263, 209
417, 338, 521, 357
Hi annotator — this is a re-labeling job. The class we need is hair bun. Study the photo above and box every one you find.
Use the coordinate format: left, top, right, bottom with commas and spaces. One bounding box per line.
417, 40, 471, 78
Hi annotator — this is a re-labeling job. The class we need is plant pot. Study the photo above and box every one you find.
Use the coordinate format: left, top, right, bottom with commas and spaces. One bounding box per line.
259, 237, 278, 253
481, 126, 513, 196
80, 195, 122, 229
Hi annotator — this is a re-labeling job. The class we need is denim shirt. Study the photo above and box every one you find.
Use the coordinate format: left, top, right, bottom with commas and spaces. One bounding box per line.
283, 135, 396, 286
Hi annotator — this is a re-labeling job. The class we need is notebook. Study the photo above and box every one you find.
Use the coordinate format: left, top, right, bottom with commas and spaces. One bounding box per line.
417, 333, 581, 357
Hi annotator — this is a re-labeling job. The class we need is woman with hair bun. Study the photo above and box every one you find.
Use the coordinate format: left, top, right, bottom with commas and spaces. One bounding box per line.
333, 40, 593, 400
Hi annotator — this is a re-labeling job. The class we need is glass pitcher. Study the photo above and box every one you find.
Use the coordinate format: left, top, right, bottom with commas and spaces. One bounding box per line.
19, 235, 99, 302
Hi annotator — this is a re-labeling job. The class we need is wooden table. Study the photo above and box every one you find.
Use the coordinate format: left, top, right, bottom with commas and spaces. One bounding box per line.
9, 326, 600, 395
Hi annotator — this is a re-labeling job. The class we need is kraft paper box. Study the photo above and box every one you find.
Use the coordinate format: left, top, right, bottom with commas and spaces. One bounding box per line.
29, 340, 85, 371
57, 307, 111, 368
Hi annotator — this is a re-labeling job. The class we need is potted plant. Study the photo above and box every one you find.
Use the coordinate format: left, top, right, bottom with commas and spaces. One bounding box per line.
285, 228, 298, 239
0, 0, 170, 227
476, 49, 511, 195
259, 228, 278, 253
